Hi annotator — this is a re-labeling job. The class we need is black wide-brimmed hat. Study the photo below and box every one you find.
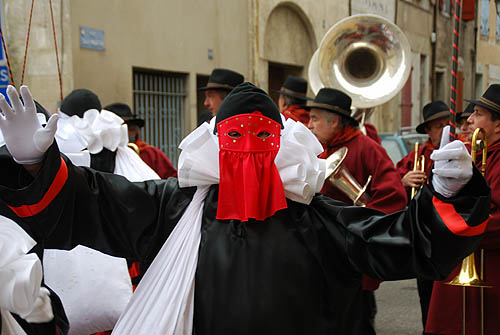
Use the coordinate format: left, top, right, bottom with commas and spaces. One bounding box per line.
273, 75, 312, 101
60, 88, 102, 118
302, 88, 357, 124
199, 68, 244, 91
104, 102, 145, 128
214, 82, 283, 133
466, 84, 500, 115
416, 100, 450, 134
457, 103, 474, 121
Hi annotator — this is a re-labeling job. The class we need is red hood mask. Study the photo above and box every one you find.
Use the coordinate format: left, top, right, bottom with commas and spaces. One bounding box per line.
216, 112, 287, 221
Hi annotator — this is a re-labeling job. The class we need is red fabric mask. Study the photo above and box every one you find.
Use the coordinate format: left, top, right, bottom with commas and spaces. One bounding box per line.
217, 112, 287, 221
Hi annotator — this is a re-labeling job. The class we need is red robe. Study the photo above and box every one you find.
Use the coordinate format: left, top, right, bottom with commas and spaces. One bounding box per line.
282, 105, 310, 125
363, 123, 382, 144
425, 138, 500, 335
320, 128, 408, 290
135, 138, 177, 179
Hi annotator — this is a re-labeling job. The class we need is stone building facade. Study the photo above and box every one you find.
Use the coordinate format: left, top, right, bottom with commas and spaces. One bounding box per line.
0, 0, 491, 162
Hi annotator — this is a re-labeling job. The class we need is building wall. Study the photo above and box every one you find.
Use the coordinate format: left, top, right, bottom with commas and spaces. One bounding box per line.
4, 0, 73, 113
476, 0, 500, 91
1, 0, 488, 137
68, 0, 249, 131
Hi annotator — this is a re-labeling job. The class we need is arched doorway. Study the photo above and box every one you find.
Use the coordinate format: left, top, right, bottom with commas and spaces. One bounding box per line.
264, 3, 316, 104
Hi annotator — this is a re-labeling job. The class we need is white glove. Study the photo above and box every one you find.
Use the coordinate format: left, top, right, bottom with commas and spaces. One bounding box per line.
0, 85, 58, 164
431, 125, 473, 198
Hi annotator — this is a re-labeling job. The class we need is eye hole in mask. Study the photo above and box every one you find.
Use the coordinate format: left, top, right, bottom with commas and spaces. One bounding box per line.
256, 131, 271, 139
228, 131, 242, 138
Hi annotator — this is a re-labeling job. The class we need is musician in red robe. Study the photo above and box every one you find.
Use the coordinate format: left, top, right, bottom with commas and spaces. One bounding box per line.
396, 100, 450, 331
275, 75, 312, 125
426, 84, 500, 335
306, 88, 407, 334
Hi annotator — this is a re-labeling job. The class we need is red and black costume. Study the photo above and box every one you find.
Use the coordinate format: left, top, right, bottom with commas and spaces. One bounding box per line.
0, 83, 491, 335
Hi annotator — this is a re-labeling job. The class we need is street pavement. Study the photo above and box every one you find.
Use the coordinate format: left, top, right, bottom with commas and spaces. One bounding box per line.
375, 279, 424, 335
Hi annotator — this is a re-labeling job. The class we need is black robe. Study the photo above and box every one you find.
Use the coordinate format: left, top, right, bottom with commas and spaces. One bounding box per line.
0, 144, 491, 335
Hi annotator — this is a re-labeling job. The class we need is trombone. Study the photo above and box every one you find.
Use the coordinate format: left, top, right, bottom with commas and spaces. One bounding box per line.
446, 128, 489, 335
411, 142, 425, 199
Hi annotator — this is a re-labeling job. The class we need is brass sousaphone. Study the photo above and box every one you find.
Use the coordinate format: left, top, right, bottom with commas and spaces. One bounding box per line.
315, 15, 412, 205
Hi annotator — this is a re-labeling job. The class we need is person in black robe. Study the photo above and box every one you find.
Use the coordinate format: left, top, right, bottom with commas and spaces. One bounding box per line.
0, 83, 490, 335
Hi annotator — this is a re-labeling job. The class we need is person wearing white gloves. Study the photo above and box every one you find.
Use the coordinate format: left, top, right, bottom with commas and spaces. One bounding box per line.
0, 84, 491, 335
426, 84, 500, 335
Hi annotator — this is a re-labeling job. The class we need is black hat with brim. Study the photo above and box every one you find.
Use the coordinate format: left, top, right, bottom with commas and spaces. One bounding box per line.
301, 88, 358, 124
199, 68, 245, 92
465, 84, 500, 116
104, 102, 145, 128
273, 75, 313, 101
416, 100, 450, 134
214, 82, 283, 134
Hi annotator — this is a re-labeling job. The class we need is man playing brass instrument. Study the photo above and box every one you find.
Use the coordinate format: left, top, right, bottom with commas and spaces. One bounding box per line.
305, 88, 407, 334
426, 84, 500, 335
396, 100, 450, 331
397, 100, 450, 195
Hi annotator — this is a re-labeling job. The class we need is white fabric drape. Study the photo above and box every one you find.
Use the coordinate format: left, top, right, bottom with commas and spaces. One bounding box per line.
45, 109, 160, 334
0, 216, 48, 334
112, 118, 326, 335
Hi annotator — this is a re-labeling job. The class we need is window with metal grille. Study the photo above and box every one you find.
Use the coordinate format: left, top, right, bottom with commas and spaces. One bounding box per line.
133, 69, 186, 168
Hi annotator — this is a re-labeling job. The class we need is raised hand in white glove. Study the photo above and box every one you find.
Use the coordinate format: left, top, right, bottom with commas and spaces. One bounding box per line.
430, 125, 473, 198
0, 85, 58, 164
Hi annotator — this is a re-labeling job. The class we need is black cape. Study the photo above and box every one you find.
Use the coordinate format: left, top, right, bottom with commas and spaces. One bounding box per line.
0, 144, 490, 335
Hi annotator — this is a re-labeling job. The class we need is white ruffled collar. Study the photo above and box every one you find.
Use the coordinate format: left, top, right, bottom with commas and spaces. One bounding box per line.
178, 117, 326, 204
63, 109, 128, 154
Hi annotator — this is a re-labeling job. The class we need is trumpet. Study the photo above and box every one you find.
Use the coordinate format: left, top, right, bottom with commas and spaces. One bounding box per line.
446, 128, 490, 335
411, 142, 425, 199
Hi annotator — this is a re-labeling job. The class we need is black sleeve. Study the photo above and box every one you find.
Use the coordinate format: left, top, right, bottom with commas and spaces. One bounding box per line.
0, 143, 196, 262
313, 166, 490, 281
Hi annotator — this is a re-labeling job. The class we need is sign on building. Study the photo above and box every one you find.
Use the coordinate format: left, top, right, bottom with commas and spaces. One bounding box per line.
351, 0, 396, 22
0, 0, 8, 101
80, 26, 105, 51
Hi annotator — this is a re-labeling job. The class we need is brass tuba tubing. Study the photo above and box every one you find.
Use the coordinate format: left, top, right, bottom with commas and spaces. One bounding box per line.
446, 128, 490, 335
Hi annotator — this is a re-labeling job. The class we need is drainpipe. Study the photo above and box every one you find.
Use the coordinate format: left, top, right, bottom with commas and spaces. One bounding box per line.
471, 0, 479, 97
431, 0, 438, 101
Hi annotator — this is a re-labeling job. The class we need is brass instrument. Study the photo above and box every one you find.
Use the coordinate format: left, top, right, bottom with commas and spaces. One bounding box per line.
311, 15, 411, 206
127, 142, 140, 155
410, 142, 426, 199
446, 128, 489, 335
325, 147, 371, 206
308, 14, 411, 108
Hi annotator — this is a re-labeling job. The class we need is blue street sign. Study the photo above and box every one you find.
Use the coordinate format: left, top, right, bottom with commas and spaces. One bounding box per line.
80, 26, 105, 51
0, 65, 9, 86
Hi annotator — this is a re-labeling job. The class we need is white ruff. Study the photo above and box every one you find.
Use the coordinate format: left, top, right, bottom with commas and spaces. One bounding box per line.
112, 118, 326, 335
